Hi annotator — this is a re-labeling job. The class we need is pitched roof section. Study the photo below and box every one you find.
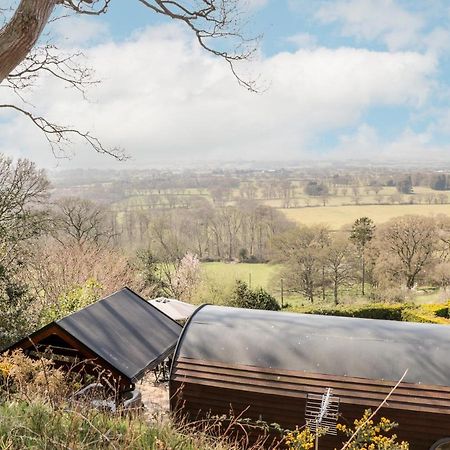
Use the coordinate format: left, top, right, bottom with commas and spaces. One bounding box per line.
149, 297, 197, 321
176, 305, 450, 387
57, 288, 182, 381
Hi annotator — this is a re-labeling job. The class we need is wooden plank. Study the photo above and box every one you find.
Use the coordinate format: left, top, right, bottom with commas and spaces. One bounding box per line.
170, 358, 450, 449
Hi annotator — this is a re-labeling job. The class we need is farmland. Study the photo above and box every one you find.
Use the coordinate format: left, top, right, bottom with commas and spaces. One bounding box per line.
281, 203, 450, 229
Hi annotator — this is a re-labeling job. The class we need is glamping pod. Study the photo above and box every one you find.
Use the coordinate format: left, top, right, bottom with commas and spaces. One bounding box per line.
170, 305, 450, 449
6, 288, 182, 390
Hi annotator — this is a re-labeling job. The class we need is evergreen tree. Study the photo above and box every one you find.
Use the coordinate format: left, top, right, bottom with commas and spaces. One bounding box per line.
350, 217, 375, 296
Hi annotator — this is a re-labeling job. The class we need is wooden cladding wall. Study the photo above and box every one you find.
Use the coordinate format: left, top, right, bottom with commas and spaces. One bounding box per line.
9, 323, 130, 389
170, 357, 450, 449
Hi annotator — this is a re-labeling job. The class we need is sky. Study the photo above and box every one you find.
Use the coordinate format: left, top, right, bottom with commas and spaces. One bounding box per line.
1, 0, 450, 169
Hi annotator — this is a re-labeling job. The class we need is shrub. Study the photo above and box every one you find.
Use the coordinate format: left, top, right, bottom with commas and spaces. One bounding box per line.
40, 278, 103, 325
337, 409, 409, 449
228, 281, 280, 311
401, 304, 450, 324
291, 302, 450, 325
0, 267, 37, 348
0, 400, 252, 450
238, 248, 248, 262
291, 303, 405, 321
0, 350, 71, 402
284, 427, 317, 449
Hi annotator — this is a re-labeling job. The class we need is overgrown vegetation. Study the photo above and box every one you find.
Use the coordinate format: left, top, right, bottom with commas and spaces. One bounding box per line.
0, 351, 265, 449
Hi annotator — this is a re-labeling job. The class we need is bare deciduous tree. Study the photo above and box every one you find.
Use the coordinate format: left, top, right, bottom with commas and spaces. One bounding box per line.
376, 215, 437, 289
29, 239, 135, 307
325, 236, 355, 304
274, 226, 328, 303
53, 196, 114, 246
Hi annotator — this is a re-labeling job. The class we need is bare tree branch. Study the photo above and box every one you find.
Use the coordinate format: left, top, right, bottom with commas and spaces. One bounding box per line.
0, 104, 126, 160
4, 44, 97, 99
137, 0, 260, 91
62, 0, 111, 15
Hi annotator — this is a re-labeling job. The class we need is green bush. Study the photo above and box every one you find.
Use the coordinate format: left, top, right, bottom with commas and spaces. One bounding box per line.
291, 303, 405, 321
424, 304, 449, 318
0, 267, 37, 349
40, 278, 103, 325
291, 302, 450, 325
228, 280, 280, 311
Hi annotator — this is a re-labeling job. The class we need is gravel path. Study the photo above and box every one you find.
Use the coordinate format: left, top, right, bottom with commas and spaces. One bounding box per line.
137, 372, 170, 418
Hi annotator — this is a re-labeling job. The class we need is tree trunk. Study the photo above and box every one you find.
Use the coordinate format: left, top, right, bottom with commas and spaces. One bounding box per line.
361, 252, 365, 296
0, 0, 58, 83
334, 279, 338, 305
406, 274, 415, 289
322, 266, 326, 301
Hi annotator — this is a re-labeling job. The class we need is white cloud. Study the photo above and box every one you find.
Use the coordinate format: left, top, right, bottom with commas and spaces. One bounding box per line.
286, 33, 318, 49
424, 27, 450, 56
316, 0, 424, 51
0, 24, 438, 168
50, 16, 110, 47
329, 124, 450, 161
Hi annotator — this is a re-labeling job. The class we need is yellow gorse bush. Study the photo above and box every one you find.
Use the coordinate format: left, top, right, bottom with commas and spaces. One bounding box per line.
285, 411, 409, 450
0, 350, 70, 401
285, 427, 316, 450
0, 361, 12, 377
337, 411, 409, 450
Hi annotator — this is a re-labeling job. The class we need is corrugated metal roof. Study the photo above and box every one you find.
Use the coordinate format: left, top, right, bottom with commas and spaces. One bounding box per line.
175, 305, 450, 386
149, 297, 197, 321
57, 287, 182, 381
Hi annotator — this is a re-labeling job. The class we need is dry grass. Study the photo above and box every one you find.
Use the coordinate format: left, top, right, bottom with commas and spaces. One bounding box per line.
281, 204, 450, 229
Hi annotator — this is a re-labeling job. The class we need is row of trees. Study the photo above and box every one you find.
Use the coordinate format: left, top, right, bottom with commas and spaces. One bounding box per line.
117, 200, 292, 262
274, 215, 450, 304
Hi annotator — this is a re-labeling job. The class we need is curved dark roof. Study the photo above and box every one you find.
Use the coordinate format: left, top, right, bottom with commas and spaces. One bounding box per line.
57, 288, 182, 381
174, 305, 450, 386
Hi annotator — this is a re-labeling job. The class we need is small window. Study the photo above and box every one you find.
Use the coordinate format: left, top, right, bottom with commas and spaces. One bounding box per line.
431, 438, 450, 450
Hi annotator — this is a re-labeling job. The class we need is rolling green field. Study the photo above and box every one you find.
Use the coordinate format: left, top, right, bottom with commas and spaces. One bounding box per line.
201, 262, 280, 291
281, 204, 450, 229
199, 262, 446, 307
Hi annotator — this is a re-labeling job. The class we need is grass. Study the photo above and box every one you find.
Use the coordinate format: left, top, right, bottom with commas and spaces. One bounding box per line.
201, 262, 281, 291
0, 399, 263, 450
199, 262, 449, 308
281, 203, 450, 229
0, 350, 268, 450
